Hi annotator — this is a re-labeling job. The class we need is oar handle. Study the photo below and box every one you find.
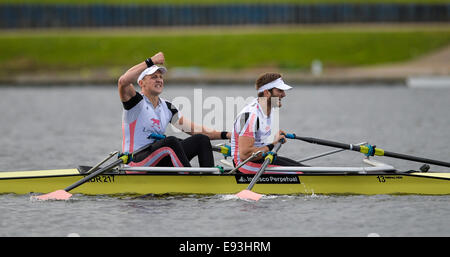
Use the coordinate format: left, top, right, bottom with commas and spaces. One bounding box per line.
246, 141, 283, 190
212, 145, 231, 158
148, 133, 166, 140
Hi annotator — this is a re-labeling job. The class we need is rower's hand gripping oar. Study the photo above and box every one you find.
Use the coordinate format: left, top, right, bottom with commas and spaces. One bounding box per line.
34, 143, 152, 201
236, 140, 283, 201
285, 133, 450, 168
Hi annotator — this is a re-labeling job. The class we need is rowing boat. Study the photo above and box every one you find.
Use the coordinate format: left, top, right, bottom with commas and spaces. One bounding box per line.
2, 136, 449, 198
1, 160, 449, 196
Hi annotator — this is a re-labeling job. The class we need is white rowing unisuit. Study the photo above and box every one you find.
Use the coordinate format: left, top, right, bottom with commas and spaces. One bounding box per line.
231, 98, 273, 166
121, 93, 179, 153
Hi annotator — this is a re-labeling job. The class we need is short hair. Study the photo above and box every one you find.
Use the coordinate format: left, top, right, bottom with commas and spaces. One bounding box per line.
255, 72, 282, 97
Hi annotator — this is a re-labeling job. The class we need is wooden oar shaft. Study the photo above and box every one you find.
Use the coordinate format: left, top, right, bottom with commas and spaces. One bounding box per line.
289, 134, 450, 168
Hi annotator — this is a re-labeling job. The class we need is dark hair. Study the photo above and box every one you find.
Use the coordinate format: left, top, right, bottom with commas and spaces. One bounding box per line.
255, 72, 281, 97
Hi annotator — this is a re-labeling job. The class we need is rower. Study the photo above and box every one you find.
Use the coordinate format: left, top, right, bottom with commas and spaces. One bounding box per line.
230, 72, 307, 173
118, 52, 230, 168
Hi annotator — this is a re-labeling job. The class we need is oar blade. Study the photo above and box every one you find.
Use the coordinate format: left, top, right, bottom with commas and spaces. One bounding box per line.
235, 141, 283, 201
33, 190, 72, 201
236, 189, 263, 201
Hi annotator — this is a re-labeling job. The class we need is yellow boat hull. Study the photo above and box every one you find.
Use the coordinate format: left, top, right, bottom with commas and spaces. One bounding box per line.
1, 169, 449, 195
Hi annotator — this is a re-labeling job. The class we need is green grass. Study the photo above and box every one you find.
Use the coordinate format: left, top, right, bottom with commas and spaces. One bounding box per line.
1, 28, 449, 75
1, 0, 449, 5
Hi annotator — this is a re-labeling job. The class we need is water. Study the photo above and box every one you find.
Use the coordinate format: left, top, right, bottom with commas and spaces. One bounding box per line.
1, 84, 449, 237
2, 194, 449, 237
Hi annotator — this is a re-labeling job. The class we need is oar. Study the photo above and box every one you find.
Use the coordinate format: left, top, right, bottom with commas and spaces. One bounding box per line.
297, 142, 367, 162
236, 141, 283, 201
212, 144, 231, 158
34, 143, 151, 201
285, 133, 450, 168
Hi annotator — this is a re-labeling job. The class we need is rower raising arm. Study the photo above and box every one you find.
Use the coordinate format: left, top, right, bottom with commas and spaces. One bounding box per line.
117, 51, 230, 168
118, 52, 165, 103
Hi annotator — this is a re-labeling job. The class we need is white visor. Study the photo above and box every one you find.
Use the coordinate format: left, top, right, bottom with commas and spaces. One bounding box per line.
257, 78, 292, 93
137, 65, 167, 84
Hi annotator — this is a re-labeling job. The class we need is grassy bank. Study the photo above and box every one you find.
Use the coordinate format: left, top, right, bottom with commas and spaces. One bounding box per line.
1, 27, 449, 76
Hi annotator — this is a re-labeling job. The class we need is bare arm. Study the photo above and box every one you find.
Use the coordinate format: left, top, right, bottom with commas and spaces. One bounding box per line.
117, 52, 165, 102
173, 116, 230, 140
238, 136, 269, 161
238, 130, 286, 161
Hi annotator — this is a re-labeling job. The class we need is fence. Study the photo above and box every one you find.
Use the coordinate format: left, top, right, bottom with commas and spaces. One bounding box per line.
1, 4, 449, 28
